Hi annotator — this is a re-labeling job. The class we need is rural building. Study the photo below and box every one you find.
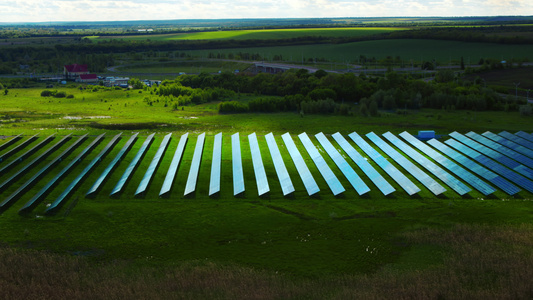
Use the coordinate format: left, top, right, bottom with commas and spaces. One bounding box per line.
77, 74, 98, 83
104, 76, 129, 87
64, 64, 89, 80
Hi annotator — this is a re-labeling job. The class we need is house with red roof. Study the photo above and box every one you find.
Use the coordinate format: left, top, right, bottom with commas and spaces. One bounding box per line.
64, 64, 89, 80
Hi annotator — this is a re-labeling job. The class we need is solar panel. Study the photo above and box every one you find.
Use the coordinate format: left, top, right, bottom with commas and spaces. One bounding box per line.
499, 131, 533, 151
516, 131, 533, 142
482, 131, 533, 159
315, 132, 369, 195
281, 133, 320, 196
209, 133, 222, 196
332, 133, 395, 195
466, 131, 533, 169
232, 133, 245, 196
348, 132, 420, 196
384, 132, 471, 195
0, 134, 55, 175
0, 134, 87, 212
444, 138, 533, 193
40, 133, 122, 215
184, 133, 205, 196
110, 133, 155, 196
427, 138, 520, 195
0, 134, 22, 152
248, 133, 270, 196
159, 133, 188, 197
86, 133, 139, 198
265, 133, 294, 196
0, 134, 38, 163
367, 132, 446, 195
399, 131, 495, 196
298, 132, 345, 196
450, 132, 533, 179
135, 133, 172, 197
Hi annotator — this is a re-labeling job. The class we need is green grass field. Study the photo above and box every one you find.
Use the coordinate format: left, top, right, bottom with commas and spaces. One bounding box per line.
90, 27, 405, 42
185, 39, 533, 64
0, 86, 532, 297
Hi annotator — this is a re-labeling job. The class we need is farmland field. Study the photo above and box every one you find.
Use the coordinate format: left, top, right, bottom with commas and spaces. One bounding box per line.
185, 39, 533, 64
91, 27, 406, 42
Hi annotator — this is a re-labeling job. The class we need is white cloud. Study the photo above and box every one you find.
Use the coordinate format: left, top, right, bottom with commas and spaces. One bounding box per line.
0, 0, 531, 22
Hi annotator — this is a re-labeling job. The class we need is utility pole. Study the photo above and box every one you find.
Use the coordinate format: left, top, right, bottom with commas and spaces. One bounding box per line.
514, 82, 521, 98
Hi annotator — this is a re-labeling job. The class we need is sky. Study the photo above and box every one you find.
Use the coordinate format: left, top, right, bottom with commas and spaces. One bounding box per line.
0, 0, 531, 23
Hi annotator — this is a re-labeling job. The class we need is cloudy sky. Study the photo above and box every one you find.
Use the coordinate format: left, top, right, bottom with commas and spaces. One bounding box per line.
1, 0, 531, 23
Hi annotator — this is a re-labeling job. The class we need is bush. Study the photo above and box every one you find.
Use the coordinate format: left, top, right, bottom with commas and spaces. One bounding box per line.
54, 91, 67, 98
41, 90, 54, 97
66, 94, 74, 99
218, 101, 248, 113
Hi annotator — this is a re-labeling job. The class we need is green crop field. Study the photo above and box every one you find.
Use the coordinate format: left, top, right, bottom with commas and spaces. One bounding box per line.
91, 27, 405, 42
186, 39, 533, 64
0, 85, 532, 298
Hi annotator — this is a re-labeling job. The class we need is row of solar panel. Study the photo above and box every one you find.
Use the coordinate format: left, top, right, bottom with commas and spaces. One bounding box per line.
0, 130, 532, 215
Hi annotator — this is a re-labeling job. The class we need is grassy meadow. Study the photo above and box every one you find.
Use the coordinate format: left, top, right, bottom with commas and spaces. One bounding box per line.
0, 85, 532, 298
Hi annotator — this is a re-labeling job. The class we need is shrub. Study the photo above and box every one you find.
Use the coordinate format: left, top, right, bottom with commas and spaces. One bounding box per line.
54, 91, 67, 98
40, 90, 54, 97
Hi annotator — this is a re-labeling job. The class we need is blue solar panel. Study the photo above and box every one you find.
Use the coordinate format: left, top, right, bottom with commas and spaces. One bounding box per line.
450, 132, 533, 179
0, 134, 87, 212
209, 133, 222, 196
385, 132, 470, 195
367, 132, 446, 195
399, 132, 495, 196
298, 132, 345, 196
483, 131, 533, 159
348, 132, 419, 195
315, 132, 369, 195
0, 134, 22, 152
184, 133, 205, 196
499, 131, 533, 151
0, 134, 38, 163
232, 133, 245, 196
159, 133, 188, 197
516, 131, 533, 143
332, 133, 395, 196
0, 134, 55, 175
428, 138, 520, 195
444, 138, 533, 193
135, 133, 172, 197
110, 133, 155, 196
466, 131, 533, 169
265, 133, 294, 196
41, 133, 122, 215
248, 133, 270, 196
281, 133, 320, 196
86, 133, 138, 198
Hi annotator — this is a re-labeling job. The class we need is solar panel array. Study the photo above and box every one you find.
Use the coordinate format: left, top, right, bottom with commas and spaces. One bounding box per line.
399, 131, 495, 196
135, 133, 172, 197
384, 132, 471, 195
482, 131, 533, 159
282, 133, 320, 196
299, 132, 345, 196
450, 132, 533, 179
516, 131, 533, 143
2, 130, 533, 215
315, 132, 369, 195
209, 133, 222, 196
249, 133, 270, 196
444, 138, 533, 193
348, 132, 420, 195
265, 133, 294, 196
427, 138, 520, 195
499, 131, 533, 151
465, 131, 533, 169
367, 132, 446, 195
0, 134, 22, 152
232, 133, 245, 196
332, 132, 395, 196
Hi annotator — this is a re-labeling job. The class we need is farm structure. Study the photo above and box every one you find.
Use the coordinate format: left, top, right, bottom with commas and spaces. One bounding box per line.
0, 130, 532, 216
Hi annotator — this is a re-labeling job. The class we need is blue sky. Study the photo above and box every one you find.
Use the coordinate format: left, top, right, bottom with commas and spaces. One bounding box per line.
1, 0, 531, 23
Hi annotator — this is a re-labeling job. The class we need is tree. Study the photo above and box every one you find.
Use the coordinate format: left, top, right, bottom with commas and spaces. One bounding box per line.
460, 56, 465, 70
4, 88, 7, 96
